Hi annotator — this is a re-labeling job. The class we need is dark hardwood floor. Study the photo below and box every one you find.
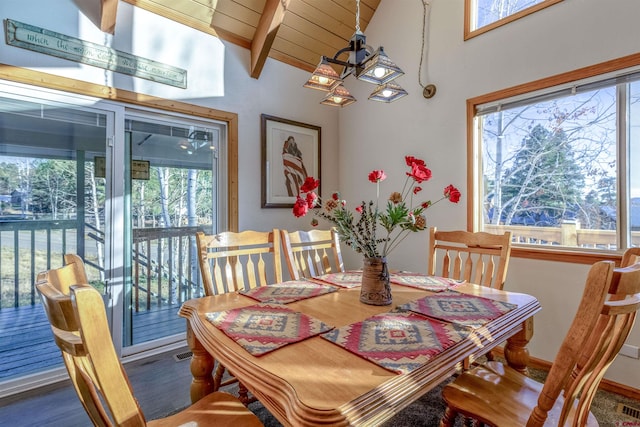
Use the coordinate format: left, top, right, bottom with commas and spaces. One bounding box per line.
0, 347, 195, 426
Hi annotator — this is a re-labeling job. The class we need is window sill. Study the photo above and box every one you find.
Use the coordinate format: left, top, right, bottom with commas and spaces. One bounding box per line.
511, 245, 623, 265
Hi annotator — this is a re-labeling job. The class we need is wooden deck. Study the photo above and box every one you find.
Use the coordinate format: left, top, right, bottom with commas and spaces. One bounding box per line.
0, 302, 187, 381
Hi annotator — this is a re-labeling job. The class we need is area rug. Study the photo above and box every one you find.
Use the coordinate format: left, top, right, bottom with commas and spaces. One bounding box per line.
205, 303, 333, 356
238, 280, 337, 304
321, 310, 469, 374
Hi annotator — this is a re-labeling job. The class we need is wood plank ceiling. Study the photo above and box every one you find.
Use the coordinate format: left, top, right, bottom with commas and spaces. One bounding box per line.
75, 0, 381, 79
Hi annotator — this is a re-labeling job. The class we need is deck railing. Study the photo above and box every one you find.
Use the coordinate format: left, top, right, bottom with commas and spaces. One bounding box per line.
0, 220, 207, 310
0, 219, 80, 308
485, 222, 640, 249
132, 225, 206, 312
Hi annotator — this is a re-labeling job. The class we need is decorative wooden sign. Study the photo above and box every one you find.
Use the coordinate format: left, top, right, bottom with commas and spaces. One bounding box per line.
4, 19, 187, 89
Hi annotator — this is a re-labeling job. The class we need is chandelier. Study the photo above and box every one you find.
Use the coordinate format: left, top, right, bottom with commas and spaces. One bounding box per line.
178, 130, 214, 155
303, 0, 407, 107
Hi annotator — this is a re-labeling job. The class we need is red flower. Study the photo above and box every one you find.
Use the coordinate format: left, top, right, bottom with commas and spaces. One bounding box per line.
407, 163, 432, 183
306, 192, 318, 208
422, 201, 432, 209
332, 192, 340, 200
405, 156, 425, 167
292, 196, 309, 217
368, 170, 387, 183
444, 185, 461, 203
355, 205, 363, 213
413, 186, 422, 194
300, 177, 320, 193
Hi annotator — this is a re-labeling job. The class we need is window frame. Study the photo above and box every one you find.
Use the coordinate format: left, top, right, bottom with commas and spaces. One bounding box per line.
467, 53, 640, 265
464, 0, 564, 40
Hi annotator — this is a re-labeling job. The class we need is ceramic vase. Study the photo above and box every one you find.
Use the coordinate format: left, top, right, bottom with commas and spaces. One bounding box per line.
360, 256, 392, 305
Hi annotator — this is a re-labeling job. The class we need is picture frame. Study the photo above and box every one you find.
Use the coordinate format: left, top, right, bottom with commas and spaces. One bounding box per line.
261, 114, 321, 208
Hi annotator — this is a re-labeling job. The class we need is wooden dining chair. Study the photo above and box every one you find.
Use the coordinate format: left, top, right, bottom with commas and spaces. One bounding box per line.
428, 226, 513, 290
281, 228, 344, 280
36, 253, 90, 294
195, 229, 283, 403
34, 253, 97, 416
439, 249, 640, 427
36, 280, 263, 427
429, 227, 513, 365
196, 229, 283, 296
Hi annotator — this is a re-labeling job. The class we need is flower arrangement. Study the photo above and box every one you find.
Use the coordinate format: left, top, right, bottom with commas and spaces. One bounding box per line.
292, 155, 461, 260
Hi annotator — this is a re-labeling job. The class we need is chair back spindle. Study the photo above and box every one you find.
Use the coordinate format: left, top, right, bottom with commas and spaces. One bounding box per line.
281, 228, 344, 280
428, 227, 512, 290
196, 229, 283, 296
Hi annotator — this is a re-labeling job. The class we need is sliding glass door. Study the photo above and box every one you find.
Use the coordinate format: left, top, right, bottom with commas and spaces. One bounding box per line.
0, 82, 227, 395
123, 112, 221, 349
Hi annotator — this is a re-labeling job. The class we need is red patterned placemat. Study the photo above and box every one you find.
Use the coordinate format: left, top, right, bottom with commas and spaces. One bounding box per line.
398, 290, 518, 329
390, 272, 460, 292
321, 310, 469, 374
238, 280, 338, 304
206, 303, 333, 356
311, 271, 362, 288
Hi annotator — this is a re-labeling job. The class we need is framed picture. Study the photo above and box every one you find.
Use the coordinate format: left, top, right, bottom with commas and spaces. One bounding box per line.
261, 114, 321, 208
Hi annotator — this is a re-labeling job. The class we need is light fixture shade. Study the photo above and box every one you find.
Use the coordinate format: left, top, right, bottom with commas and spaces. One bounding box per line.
357, 48, 404, 85
304, 59, 342, 92
320, 84, 356, 107
368, 82, 408, 103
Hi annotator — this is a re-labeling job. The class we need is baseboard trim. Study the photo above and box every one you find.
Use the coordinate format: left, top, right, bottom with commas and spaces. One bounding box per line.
493, 348, 640, 401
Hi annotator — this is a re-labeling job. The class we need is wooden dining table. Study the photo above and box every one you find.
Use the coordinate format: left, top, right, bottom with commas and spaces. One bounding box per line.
178, 277, 541, 427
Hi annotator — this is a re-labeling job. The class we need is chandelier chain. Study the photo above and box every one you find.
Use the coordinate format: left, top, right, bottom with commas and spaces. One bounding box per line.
355, 0, 361, 32
418, 0, 431, 89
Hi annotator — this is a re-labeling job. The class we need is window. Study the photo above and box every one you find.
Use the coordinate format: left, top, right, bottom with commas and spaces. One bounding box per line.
465, 0, 563, 39
471, 55, 640, 261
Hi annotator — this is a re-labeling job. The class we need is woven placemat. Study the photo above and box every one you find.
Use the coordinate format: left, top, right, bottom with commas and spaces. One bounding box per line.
206, 303, 333, 356
321, 310, 469, 374
239, 280, 338, 304
311, 271, 363, 288
398, 290, 517, 329
390, 273, 461, 292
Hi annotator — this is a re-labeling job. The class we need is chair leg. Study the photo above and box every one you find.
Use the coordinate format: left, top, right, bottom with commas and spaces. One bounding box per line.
464, 418, 480, 427
214, 364, 256, 406
462, 356, 471, 370
439, 406, 458, 427
238, 381, 250, 406
213, 363, 225, 391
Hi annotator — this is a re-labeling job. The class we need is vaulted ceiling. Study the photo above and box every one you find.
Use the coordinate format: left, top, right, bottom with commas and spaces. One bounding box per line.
74, 0, 381, 78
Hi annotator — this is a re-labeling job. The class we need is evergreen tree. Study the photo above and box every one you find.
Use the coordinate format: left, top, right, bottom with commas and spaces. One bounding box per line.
499, 124, 585, 226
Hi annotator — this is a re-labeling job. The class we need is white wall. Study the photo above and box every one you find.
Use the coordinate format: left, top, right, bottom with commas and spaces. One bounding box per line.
0, 0, 339, 236
338, 0, 640, 387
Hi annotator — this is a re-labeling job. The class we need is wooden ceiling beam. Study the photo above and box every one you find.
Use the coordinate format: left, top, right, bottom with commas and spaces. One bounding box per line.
250, 0, 289, 79
73, 0, 119, 34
